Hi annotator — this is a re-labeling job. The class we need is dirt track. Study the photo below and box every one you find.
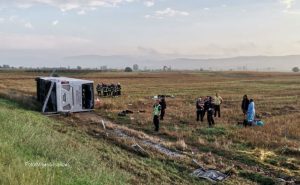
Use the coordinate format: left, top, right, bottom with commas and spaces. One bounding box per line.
51, 111, 297, 184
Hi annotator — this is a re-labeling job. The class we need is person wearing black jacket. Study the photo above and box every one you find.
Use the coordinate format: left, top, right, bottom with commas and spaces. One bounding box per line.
159, 96, 167, 120
117, 83, 121, 96
241, 95, 250, 116
196, 98, 205, 122
204, 96, 215, 127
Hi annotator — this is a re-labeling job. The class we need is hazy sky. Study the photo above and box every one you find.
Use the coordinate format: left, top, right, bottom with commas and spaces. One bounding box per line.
0, 0, 300, 58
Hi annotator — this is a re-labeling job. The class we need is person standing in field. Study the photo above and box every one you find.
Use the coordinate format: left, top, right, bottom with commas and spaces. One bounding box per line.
153, 99, 162, 132
116, 82, 121, 96
247, 99, 255, 124
159, 96, 167, 120
214, 93, 223, 118
241, 95, 250, 116
205, 96, 215, 127
203, 96, 209, 113
196, 97, 205, 122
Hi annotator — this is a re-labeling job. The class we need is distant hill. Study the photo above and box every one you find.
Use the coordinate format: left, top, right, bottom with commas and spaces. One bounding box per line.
1, 51, 299, 71
63, 54, 300, 71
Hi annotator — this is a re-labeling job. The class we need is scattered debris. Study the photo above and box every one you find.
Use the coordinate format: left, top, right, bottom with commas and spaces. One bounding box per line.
191, 159, 229, 183
143, 141, 183, 158
153, 94, 175, 99
118, 110, 134, 117
260, 112, 272, 118
102, 127, 182, 158
72, 112, 233, 183
114, 129, 133, 139
105, 127, 182, 157
118, 112, 127, 117
138, 110, 146, 113
191, 168, 228, 183
254, 119, 265, 126
276, 178, 297, 185
192, 159, 205, 170
101, 120, 106, 130
132, 144, 148, 157
95, 98, 101, 108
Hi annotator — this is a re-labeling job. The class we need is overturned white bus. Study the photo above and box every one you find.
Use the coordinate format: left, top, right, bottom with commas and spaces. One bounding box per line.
36, 77, 94, 113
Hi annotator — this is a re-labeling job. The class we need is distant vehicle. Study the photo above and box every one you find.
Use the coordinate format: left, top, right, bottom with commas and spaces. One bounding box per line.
36, 77, 94, 114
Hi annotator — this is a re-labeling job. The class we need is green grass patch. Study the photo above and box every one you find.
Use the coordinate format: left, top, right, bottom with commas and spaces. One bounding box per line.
197, 144, 260, 167
0, 98, 209, 185
239, 171, 275, 185
199, 126, 228, 136
0, 98, 129, 185
232, 142, 255, 151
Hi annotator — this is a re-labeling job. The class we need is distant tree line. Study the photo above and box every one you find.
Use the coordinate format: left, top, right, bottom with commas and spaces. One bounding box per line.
124, 64, 173, 72
292, 67, 299, 73
0, 64, 12, 69
5, 64, 297, 72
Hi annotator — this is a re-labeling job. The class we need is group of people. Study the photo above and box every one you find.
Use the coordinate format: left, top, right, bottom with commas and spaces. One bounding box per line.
151, 93, 260, 131
151, 94, 224, 132
96, 83, 121, 97
195, 93, 223, 127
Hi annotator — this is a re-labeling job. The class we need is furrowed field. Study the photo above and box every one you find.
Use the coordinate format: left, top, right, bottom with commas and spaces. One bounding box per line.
0, 70, 299, 185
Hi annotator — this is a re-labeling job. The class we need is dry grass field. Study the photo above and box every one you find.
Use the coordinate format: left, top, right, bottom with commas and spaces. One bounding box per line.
0, 70, 299, 184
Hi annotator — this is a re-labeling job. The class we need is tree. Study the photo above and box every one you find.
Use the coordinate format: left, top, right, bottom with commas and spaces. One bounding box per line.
163, 66, 168, 71
77, 66, 82, 70
100, 65, 108, 71
163, 66, 172, 71
292, 67, 299, 73
133, 64, 139, 71
3, 64, 10, 68
124, 67, 133, 72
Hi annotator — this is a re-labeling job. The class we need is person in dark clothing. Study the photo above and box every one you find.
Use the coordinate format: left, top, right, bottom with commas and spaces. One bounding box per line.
102, 83, 108, 96
241, 95, 250, 116
205, 96, 215, 127
110, 84, 117, 96
203, 96, 209, 113
96, 84, 102, 96
196, 98, 205, 122
159, 96, 167, 120
202, 96, 210, 120
117, 83, 121, 96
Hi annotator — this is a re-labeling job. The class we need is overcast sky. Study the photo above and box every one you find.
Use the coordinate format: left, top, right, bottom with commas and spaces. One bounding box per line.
0, 0, 300, 59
